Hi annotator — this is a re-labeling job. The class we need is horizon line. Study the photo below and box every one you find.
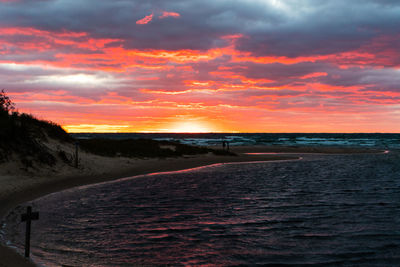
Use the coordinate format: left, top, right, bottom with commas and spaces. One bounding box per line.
69, 132, 400, 134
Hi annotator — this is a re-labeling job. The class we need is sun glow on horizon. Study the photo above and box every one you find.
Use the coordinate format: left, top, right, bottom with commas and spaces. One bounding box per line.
63, 124, 131, 133
165, 121, 216, 133
63, 121, 221, 133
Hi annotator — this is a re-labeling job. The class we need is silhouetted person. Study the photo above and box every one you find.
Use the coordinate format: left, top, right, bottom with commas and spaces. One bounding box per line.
222, 141, 226, 150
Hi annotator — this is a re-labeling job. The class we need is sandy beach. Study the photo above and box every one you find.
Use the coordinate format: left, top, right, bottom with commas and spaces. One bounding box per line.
0, 145, 381, 267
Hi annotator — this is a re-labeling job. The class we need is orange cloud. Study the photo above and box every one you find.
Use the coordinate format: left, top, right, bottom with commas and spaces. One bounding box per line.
300, 72, 328, 79
159, 11, 180, 19
136, 13, 154, 25
0, 26, 345, 72
0, 27, 87, 38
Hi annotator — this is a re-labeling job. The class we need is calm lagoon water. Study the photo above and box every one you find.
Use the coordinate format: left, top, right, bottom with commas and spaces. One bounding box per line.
2, 151, 400, 266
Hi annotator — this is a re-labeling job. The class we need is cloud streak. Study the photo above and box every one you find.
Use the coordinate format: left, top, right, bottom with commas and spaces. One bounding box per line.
159, 11, 180, 19
136, 13, 153, 25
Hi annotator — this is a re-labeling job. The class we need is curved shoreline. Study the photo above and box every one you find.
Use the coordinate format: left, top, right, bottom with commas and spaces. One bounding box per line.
0, 146, 385, 267
0, 152, 300, 267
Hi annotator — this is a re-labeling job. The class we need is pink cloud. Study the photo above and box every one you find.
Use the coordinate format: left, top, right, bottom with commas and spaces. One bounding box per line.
136, 13, 153, 25
300, 72, 328, 79
159, 11, 180, 19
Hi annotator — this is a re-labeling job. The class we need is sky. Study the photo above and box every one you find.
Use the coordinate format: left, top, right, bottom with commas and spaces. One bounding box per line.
1, 0, 400, 133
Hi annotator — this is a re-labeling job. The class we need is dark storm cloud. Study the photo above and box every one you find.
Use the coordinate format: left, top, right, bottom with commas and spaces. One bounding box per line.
235, 62, 327, 80
235, 0, 400, 57
313, 67, 400, 93
1, 0, 399, 56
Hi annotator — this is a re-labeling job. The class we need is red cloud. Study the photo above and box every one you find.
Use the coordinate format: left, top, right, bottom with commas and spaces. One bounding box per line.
159, 11, 180, 19
136, 13, 153, 25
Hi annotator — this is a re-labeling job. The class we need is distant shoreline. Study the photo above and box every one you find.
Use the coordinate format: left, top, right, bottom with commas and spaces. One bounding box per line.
0, 145, 383, 267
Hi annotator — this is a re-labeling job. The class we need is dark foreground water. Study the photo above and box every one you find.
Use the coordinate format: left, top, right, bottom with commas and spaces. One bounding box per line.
2, 152, 400, 266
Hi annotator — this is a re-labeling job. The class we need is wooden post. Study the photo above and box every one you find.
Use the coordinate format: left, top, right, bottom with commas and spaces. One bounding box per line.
21, 206, 39, 258
75, 141, 79, 168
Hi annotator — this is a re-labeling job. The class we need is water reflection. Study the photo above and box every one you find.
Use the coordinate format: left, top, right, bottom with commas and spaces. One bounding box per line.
3, 152, 400, 266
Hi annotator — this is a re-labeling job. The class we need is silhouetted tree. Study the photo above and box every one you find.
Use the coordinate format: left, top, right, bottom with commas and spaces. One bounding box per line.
0, 90, 15, 115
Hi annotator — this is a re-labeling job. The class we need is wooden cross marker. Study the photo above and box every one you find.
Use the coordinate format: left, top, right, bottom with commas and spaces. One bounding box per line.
21, 206, 39, 258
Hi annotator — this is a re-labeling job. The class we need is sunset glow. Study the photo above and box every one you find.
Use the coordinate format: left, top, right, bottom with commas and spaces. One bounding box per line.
2, 0, 400, 133
167, 121, 216, 133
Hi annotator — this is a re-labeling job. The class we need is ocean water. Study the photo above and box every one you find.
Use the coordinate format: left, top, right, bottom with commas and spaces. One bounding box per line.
72, 133, 400, 148
2, 151, 400, 266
